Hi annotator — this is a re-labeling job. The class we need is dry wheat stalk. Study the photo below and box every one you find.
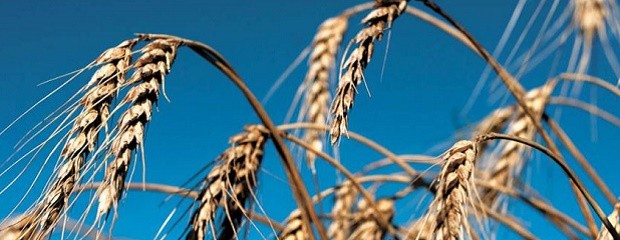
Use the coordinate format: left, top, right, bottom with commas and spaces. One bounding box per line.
186, 125, 269, 240
329, 0, 407, 144
278, 209, 311, 240
597, 200, 620, 240
348, 198, 395, 240
302, 16, 348, 172
327, 181, 357, 240
17, 39, 136, 239
480, 86, 552, 207
96, 39, 179, 219
425, 140, 476, 240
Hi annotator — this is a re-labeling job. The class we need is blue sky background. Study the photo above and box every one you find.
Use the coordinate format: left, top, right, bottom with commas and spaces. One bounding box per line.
1, 0, 619, 239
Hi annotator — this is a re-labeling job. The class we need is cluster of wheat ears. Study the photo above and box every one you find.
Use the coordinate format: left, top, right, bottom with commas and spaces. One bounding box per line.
1, 0, 620, 239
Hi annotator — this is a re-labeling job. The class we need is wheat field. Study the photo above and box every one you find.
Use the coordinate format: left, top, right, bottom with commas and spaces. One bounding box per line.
1, 0, 620, 239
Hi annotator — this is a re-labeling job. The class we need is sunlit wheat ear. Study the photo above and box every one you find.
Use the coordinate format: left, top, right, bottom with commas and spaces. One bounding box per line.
329, 0, 407, 145
327, 182, 357, 240
278, 209, 311, 240
97, 39, 179, 219
348, 198, 395, 240
473, 106, 515, 156
597, 200, 620, 240
426, 140, 477, 240
186, 125, 269, 240
17, 39, 137, 239
480, 86, 552, 208
302, 16, 348, 172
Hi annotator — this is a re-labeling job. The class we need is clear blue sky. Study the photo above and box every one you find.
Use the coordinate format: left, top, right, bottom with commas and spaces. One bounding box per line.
1, 0, 619, 239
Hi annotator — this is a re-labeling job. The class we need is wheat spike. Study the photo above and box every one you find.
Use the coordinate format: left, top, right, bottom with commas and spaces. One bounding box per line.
96, 39, 179, 219
348, 198, 395, 240
17, 39, 136, 239
480, 86, 551, 207
426, 140, 477, 240
329, 0, 407, 145
302, 16, 348, 172
597, 200, 620, 240
278, 209, 311, 240
327, 182, 357, 240
187, 125, 269, 240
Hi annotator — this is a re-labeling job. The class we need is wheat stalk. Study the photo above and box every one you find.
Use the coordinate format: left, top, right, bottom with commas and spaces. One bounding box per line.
97, 39, 179, 219
348, 198, 395, 240
329, 0, 408, 144
425, 140, 477, 240
186, 125, 269, 240
302, 16, 348, 172
16, 39, 137, 239
480, 86, 552, 207
327, 181, 357, 240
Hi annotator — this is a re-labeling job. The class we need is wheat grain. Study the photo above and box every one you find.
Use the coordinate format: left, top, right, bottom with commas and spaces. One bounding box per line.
18, 39, 136, 239
329, 0, 407, 144
302, 16, 348, 172
97, 39, 179, 219
186, 125, 269, 240
348, 198, 395, 240
327, 182, 357, 240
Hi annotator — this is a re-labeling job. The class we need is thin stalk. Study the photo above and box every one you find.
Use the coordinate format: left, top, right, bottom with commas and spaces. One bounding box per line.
543, 115, 616, 204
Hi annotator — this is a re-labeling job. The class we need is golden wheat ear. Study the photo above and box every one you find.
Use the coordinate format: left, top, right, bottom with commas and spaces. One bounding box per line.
329, 0, 408, 145
301, 16, 348, 173
96, 39, 179, 220
327, 182, 357, 240
13, 39, 137, 239
422, 140, 477, 240
278, 209, 311, 240
186, 125, 269, 240
348, 197, 395, 240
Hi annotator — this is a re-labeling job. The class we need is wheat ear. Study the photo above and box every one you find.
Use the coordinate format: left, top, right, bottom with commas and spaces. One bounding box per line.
97, 39, 179, 218
302, 16, 348, 172
278, 209, 311, 240
480, 86, 551, 207
18, 39, 136, 239
327, 182, 357, 240
597, 200, 620, 240
329, 0, 407, 144
427, 140, 477, 240
348, 198, 395, 240
186, 125, 269, 240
